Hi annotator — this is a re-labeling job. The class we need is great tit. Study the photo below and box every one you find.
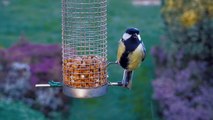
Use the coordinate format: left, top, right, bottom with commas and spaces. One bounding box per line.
117, 28, 146, 88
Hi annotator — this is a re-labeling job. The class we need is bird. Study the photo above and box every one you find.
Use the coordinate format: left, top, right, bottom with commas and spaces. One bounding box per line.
116, 28, 146, 88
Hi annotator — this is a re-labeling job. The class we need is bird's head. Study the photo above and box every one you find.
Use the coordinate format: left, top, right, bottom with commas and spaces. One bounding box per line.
122, 28, 141, 41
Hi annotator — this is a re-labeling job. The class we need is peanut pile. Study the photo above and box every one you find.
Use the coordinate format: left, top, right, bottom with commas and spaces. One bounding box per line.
63, 55, 107, 88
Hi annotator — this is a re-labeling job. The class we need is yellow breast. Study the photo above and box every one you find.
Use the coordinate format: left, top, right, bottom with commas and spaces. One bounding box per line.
127, 44, 144, 71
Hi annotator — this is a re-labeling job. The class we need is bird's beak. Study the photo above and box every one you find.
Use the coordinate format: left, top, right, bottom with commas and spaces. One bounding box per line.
132, 34, 138, 39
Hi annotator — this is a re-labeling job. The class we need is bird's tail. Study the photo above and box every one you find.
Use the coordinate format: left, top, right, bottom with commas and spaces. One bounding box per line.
122, 70, 133, 89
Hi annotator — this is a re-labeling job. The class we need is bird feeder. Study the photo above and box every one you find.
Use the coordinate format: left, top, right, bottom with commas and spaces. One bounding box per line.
36, 0, 132, 98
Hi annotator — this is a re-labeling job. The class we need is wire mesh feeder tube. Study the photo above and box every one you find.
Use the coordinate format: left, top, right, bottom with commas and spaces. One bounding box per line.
62, 0, 108, 98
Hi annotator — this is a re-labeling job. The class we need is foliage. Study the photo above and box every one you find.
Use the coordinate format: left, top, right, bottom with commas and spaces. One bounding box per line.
152, 0, 213, 120
161, 0, 213, 60
0, 37, 70, 118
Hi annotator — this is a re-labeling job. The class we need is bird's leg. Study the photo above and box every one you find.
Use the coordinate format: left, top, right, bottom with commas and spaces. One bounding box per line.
122, 70, 133, 89
108, 70, 134, 89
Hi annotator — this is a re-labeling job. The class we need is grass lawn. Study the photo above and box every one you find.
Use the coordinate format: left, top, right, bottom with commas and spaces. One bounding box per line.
0, 0, 163, 120
0, 101, 46, 120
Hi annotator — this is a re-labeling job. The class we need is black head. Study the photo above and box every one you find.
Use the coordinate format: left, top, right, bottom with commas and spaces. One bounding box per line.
122, 27, 141, 41
122, 28, 141, 52
125, 28, 140, 35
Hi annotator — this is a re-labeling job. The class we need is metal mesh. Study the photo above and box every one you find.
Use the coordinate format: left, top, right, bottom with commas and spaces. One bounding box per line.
62, 0, 107, 89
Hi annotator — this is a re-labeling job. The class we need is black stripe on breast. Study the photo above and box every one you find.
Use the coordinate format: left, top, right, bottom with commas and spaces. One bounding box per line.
124, 38, 141, 52
119, 38, 141, 69
119, 51, 129, 69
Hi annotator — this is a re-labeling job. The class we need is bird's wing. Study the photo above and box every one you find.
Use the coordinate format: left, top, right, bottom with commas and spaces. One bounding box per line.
117, 40, 125, 62
141, 42, 146, 61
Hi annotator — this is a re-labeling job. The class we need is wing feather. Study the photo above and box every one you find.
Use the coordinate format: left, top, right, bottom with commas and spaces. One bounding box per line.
117, 40, 125, 62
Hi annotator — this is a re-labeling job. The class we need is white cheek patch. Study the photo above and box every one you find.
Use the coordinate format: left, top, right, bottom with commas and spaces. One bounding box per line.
137, 35, 141, 41
122, 33, 131, 40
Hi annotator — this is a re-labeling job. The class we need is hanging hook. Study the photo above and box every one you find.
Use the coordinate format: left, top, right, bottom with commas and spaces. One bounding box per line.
108, 81, 123, 86
106, 61, 133, 89
107, 61, 118, 67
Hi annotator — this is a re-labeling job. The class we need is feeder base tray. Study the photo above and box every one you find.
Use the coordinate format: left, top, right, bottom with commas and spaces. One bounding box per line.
63, 85, 108, 98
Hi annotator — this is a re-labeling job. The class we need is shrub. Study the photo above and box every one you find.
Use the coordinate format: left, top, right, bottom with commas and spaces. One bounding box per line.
152, 0, 213, 120
0, 36, 70, 118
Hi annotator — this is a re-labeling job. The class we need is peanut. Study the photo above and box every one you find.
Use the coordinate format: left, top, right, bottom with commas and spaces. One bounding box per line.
63, 55, 107, 88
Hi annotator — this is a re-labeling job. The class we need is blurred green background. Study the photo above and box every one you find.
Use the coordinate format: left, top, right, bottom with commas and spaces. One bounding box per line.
0, 0, 163, 119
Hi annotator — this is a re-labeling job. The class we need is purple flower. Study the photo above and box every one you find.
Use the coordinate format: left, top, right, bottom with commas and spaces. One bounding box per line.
0, 38, 69, 117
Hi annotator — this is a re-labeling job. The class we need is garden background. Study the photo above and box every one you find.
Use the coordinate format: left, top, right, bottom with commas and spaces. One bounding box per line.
1, 0, 212, 120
